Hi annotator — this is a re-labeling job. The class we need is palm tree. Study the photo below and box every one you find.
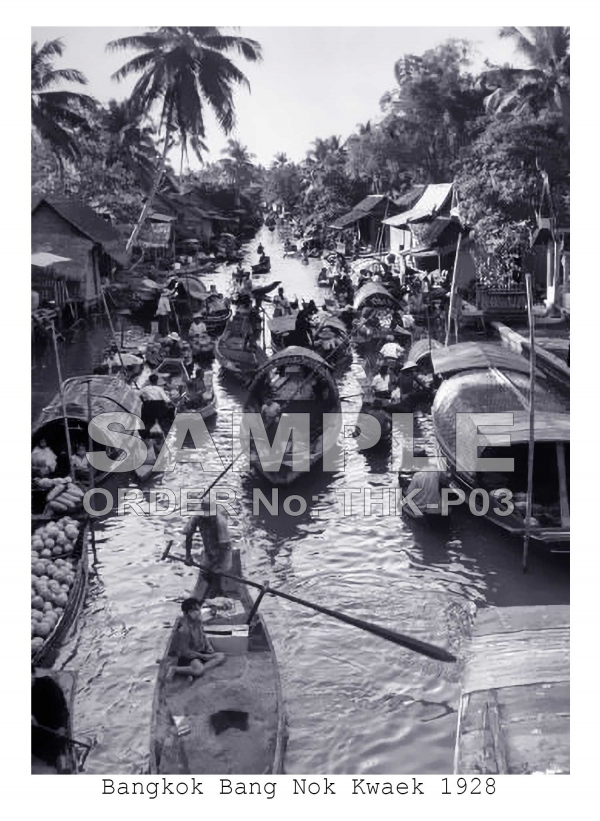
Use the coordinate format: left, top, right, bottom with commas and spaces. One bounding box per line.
107, 26, 262, 251
221, 138, 255, 200
482, 27, 569, 134
31, 38, 96, 162
272, 151, 289, 168
102, 99, 160, 189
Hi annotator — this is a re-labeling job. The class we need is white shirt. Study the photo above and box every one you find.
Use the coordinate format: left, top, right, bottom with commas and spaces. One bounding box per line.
371, 373, 390, 392
189, 320, 207, 336
380, 342, 405, 359
156, 295, 171, 316
405, 471, 442, 513
140, 384, 170, 402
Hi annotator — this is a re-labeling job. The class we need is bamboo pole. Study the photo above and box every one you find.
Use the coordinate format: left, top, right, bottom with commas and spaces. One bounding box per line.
86, 379, 97, 565
51, 321, 74, 479
100, 288, 126, 372
523, 272, 536, 573
444, 231, 463, 347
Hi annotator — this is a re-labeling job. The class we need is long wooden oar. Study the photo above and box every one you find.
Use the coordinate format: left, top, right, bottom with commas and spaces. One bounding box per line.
162, 548, 456, 663
33, 722, 93, 751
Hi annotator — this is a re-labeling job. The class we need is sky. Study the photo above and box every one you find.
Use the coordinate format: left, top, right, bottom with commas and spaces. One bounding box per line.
31, 26, 525, 170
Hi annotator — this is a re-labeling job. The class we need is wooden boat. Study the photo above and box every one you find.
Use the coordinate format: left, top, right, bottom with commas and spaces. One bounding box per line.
312, 315, 351, 367
268, 310, 299, 353
32, 375, 148, 495
216, 310, 268, 382
31, 517, 89, 667
431, 350, 570, 550
352, 283, 400, 345
454, 605, 569, 774
149, 549, 286, 774
32, 669, 84, 774
195, 293, 232, 337
252, 256, 271, 275
317, 269, 332, 287
178, 368, 217, 419
243, 346, 341, 484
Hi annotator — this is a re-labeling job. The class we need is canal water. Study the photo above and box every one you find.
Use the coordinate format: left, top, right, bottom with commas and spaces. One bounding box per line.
41, 226, 569, 774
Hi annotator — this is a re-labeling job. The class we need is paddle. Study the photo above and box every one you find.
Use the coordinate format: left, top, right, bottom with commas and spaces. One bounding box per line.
33, 721, 93, 751
339, 392, 364, 401
162, 549, 456, 663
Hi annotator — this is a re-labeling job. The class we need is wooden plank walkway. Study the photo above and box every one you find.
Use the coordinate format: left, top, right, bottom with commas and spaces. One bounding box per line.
454, 605, 569, 775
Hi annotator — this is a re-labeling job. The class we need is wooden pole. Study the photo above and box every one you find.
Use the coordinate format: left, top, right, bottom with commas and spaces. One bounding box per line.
51, 321, 74, 479
523, 272, 536, 573
444, 231, 463, 347
100, 289, 126, 372
86, 379, 98, 565
165, 552, 456, 663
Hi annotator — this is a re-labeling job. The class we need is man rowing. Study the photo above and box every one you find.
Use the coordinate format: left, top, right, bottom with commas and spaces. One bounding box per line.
183, 498, 233, 596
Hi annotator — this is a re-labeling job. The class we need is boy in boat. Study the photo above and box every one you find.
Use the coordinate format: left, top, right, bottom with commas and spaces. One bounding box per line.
32, 439, 57, 477
70, 443, 89, 481
170, 598, 226, 680
183, 498, 233, 596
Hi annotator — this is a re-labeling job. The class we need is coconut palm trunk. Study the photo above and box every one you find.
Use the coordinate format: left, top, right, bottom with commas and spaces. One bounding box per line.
126, 132, 170, 252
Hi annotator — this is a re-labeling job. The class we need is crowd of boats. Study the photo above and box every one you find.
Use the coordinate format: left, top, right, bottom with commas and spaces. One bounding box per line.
31, 233, 569, 775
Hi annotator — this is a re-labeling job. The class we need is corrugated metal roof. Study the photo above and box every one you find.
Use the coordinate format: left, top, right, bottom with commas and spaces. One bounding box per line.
384, 183, 453, 228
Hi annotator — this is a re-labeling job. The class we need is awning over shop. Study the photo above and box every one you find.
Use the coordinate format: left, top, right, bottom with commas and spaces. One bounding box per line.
383, 183, 453, 228
31, 252, 72, 268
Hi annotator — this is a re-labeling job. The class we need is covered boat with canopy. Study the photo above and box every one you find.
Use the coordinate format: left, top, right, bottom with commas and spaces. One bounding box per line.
243, 347, 341, 484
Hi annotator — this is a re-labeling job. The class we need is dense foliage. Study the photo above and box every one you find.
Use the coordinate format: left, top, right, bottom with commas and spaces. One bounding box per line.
31, 27, 569, 269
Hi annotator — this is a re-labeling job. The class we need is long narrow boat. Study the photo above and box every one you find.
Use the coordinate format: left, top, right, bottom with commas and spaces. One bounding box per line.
215, 309, 268, 382
194, 293, 233, 337
312, 314, 351, 367
352, 282, 400, 345
268, 310, 299, 353
431, 351, 570, 551
31, 517, 89, 667
32, 375, 148, 492
32, 669, 82, 774
150, 549, 286, 774
243, 347, 341, 484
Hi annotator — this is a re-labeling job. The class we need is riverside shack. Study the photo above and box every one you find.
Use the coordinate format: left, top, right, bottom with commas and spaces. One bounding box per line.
31, 195, 126, 310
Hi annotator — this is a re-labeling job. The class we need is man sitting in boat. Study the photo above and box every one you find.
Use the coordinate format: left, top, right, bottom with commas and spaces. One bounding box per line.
169, 597, 226, 680
371, 364, 391, 398
188, 313, 207, 338
32, 439, 57, 478
165, 332, 182, 357
140, 374, 173, 435
184, 498, 233, 592
70, 443, 89, 481
257, 242, 264, 256
261, 397, 282, 432
401, 450, 448, 519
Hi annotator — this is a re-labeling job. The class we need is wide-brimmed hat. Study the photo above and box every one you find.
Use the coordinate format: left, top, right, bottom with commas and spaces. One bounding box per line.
193, 312, 204, 320
168, 332, 180, 341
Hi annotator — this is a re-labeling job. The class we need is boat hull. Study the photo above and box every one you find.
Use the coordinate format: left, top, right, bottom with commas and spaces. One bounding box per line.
149, 550, 286, 774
